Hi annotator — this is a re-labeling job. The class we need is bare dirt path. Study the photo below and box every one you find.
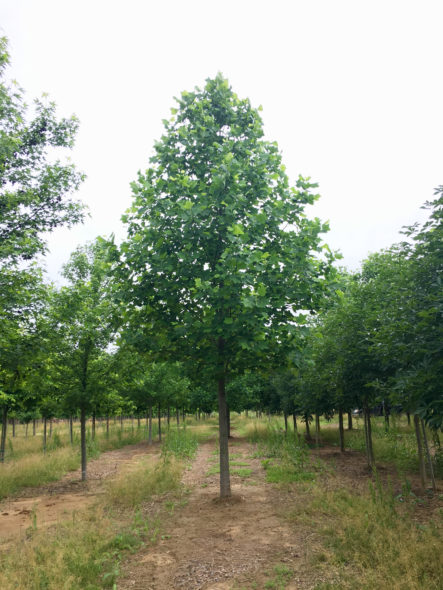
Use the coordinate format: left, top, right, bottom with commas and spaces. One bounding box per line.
0, 441, 161, 543
119, 438, 315, 590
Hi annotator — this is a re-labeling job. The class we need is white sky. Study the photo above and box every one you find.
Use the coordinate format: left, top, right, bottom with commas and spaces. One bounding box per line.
1, 0, 442, 280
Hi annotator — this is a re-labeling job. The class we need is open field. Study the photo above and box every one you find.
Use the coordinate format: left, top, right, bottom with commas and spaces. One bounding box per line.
0, 415, 442, 589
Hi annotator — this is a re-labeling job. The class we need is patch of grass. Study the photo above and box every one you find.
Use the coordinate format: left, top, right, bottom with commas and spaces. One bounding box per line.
264, 563, 292, 589
265, 463, 315, 484
0, 446, 79, 499
106, 456, 183, 508
161, 428, 198, 460
287, 476, 443, 589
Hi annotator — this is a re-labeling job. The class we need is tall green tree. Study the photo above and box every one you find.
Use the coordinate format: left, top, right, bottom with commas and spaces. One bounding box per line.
120, 75, 334, 497
0, 37, 84, 264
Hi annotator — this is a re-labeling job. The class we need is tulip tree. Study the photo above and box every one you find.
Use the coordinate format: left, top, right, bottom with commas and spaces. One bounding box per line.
120, 75, 334, 497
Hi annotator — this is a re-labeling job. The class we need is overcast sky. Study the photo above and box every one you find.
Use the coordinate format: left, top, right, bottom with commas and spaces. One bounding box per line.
1, 0, 442, 281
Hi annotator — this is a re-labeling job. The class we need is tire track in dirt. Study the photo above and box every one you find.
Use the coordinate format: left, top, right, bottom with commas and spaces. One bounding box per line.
119, 438, 315, 590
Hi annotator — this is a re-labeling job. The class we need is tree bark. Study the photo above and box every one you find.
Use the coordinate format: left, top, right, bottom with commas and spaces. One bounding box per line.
305, 414, 311, 440
70, 416, 74, 444
347, 411, 353, 430
421, 419, 436, 492
338, 409, 345, 453
176, 408, 180, 427
227, 403, 231, 438
315, 414, 320, 447
0, 407, 8, 463
148, 406, 153, 444
284, 412, 288, 435
158, 405, 162, 442
33, 418, 36, 436
80, 408, 87, 481
218, 376, 231, 497
364, 407, 374, 469
106, 415, 110, 438
43, 417, 47, 454
12, 417, 15, 437
292, 413, 297, 432
413, 414, 426, 489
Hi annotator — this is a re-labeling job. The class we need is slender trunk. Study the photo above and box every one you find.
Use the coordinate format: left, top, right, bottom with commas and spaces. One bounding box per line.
421, 419, 436, 492
131, 416, 134, 432
227, 403, 231, 438
363, 407, 373, 468
43, 418, 47, 454
12, 417, 15, 437
305, 415, 311, 440
292, 413, 297, 432
49, 419, 52, 438
148, 406, 153, 444
407, 412, 411, 426
167, 406, 170, 429
366, 407, 374, 468
176, 408, 180, 427
70, 416, 74, 444
80, 408, 87, 482
338, 409, 345, 453
92, 413, 96, 440
106, 415, 110, 438
33, 418, 36, 436
315, 414, 320, 447
347, 411, 353, 430
120, 414, 123, 430
284, 412, 288, 435
218, 376, 231, 497
137, 416, 141, 429
182, 407, 185, 423
25, 422, 29, 437
0, 407, 8, 463
414, 414, 426, 489
158, 405, 161, 442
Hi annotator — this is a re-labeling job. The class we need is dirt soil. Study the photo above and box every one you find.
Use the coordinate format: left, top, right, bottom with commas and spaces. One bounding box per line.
118, 438, 331, 590
0, 441, 160, 542
1, 436, 440, 589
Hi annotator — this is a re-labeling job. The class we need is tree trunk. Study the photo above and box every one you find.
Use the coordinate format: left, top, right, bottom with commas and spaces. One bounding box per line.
284, 412, 288, 435
70, 416, 74, 444
364, 407, 374, 469
292, 413, 297, 432
0, 407, 8, 463
176, 408, 180, 427
182, 407, 186, 423
218, 376, 231, 498
167, 406, 170, 429
92, 413, 96, 440
80, 408, 87, 481
414, 414, 426, 489
421, 419, 436, 492
338, 409, 345, 453
33, 418, 36, 436
407, 412, 411, 426
158, 405, 161, 442
227, 403, 231, 438
120, 414, 123, 430
43, 417, 47, 454
305, 414, 311, 440
137, 416, 141, 429
347, 411, 353, 430
12, 417, 15, 437
25, 422, 29, 437
315, 414, 320, 447
49, 419, 52, 438
148, 406, 153, 444
106, 415, 110, 438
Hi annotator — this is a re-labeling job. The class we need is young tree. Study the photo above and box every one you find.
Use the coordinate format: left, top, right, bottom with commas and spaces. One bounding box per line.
120, 75, 334, 497
50, 240, 117, 480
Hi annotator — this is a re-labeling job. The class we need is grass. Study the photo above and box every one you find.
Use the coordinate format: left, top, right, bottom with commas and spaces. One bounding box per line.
286, 475, 443, 589
0, 426, 194, 589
